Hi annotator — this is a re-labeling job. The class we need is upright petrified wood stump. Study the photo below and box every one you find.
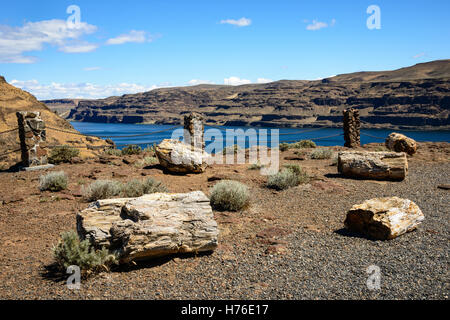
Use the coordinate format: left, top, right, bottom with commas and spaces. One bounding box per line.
343, 108, 360, 148
184, 112, 204, 150
337, 151, 408, 181
16, 111, 48, 166
77, 191, 219, 263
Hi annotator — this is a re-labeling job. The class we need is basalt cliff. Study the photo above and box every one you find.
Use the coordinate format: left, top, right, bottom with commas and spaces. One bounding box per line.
46, 60, 449, 130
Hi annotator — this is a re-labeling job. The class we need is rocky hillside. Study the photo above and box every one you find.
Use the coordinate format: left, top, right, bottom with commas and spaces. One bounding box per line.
0, 76, 107, 167
58, 60, 449, 130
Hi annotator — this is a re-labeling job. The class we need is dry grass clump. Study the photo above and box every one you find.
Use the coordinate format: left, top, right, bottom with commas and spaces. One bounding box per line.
210, 180, 250, 211
267, 164, 309, 190
279, 140, 316, 152
310, 148, 333, 159
121, 178, 168, 197
121, 145, 142, 155
53, 230, 118, 275
48, 145, 80, 164
39, 171, 68, 192
82, 180, 123, 201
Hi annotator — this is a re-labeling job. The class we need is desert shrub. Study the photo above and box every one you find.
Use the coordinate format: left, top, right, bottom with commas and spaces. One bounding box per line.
82, 180, 123, 201
222, 144, 241, 155
121, 178, 168, 197
121, 144, 142, 155
53, 230, 118, 274
310, 148, 333, 159
142, 156, 159, 166
39, 171, 68, 192
210, 180, 250, 211
143, 145, 156, 154
290, 140, 316, 149
283, 164, 310, 183
141, 178, 168, 194
248, 161, 264, 170
267, 169, 300, 190
48, 145, 80, 164
103, 148, 122, 156
279, 143, 290, 152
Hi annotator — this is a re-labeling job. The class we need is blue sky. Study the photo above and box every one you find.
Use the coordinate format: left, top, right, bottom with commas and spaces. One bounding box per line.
1, 0, 449, 99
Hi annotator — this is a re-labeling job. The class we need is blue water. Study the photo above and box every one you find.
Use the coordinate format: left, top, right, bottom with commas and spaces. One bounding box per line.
71, 122, 450, 149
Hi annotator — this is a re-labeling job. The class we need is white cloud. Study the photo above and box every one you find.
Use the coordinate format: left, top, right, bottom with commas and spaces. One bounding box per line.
0, 19, 98, 63
83, 66, 101, 71
224, 77, 252, 86
106, 30, 158, 45
413, 52, 426, 59
188, 79, 215, 85
59, 42, 99, 53
256, 78, 273, 84
305, 19, 335, 31
10, 79, 161, 100
220, 17, 252, 27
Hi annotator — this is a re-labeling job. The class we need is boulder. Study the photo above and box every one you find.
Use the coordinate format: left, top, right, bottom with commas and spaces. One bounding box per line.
337, 151, 408, 181
385, 132, 417, 155
344, 197, 424, 240
77, 191, 218, 263
155, 139, 207, 173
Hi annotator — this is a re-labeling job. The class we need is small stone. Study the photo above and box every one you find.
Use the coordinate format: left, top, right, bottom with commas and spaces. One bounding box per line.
385, 132, 417, 155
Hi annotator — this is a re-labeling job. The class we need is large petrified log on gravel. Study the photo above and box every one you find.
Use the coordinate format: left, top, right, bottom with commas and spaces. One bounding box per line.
155, 139, 207, 173
344, 197, 424, 240
77, 191, 218, 263
385, 132, 417, 155
337, 151, 408, 181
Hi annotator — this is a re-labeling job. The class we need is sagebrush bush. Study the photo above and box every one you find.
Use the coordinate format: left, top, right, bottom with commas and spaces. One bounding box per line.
82, 180, 123, 201
53, 230, 118, 274
48, 145, 80, 164
121, 178, 168, 197
121, 145, 142, 155
210, 180, 250, 211
283, 164, 309, 183
103, 148, 122, 156
290, 140, 316, 149
267, 169, 300, 190
39, 171, 68, 191
310, 148, 333, 159
248, 161, 264, 170
143, 145, 156, 154
143, 156, 159, 166
279, 143, 290, 152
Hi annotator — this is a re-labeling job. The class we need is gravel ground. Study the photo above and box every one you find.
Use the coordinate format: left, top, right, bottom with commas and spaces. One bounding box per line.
0, 143, 448, 300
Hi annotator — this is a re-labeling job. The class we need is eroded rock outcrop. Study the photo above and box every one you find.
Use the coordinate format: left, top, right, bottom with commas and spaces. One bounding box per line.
337, 151, 408, 180
77, 191, 218, 263
344, 197, 424, 240
385, 132, 417, 155
155, 139, 207, 173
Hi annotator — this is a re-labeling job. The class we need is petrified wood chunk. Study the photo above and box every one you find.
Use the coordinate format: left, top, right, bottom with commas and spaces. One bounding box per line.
155, 139, 207, 173
344, 197, 424, 240
385, 132, 417, 155
337, 151, 408, 181
77, 191, 218, 263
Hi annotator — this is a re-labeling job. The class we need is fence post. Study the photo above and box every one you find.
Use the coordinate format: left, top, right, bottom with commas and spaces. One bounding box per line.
343, 108, 360, 148
16, 111, 48, 167
183, 112, 204, 150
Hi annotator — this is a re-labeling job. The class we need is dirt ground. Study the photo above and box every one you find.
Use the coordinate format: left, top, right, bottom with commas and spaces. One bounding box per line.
0, 142, 448, 299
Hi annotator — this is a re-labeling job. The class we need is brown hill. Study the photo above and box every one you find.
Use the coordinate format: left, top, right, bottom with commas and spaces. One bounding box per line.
58, 60, 449, 130
0, 76, 107, 168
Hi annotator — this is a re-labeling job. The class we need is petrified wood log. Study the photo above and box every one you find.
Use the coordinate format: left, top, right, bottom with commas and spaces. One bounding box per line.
77, 191, 218, 263
337, 151, 408, 181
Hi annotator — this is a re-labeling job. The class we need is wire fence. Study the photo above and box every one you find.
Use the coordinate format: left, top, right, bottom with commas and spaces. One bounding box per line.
0, 118, 393, 159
